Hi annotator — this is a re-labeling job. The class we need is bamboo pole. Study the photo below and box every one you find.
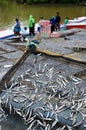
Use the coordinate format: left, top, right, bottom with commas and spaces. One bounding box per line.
0, 34, 40, 92
0, 48, 31, 92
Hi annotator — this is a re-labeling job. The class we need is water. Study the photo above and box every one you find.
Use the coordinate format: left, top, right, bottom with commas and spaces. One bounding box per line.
0, 2, 86, 29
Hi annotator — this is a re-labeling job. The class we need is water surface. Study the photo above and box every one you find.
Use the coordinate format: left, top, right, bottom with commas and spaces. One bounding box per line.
0, 2, 86, 29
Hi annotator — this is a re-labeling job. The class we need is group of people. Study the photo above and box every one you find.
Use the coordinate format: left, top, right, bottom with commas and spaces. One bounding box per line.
13, 12, 69, 36
13, 14, 35, 37
50, 12, 61, 33
50, 12, 69, 33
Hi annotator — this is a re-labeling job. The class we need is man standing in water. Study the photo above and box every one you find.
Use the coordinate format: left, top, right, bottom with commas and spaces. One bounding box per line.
28, 15, 35, 37
55, 12, 61, 31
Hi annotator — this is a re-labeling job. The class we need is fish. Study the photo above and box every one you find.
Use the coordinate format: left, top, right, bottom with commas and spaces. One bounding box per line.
70, 75, 82, 84
35, 80, 48, 85
72, 113, 77, 126
45, 124, 50, 130
23, 79, 31, 82
25, 117, 33, 124
66, 125, 73, 130
9, 104, 12, 114
36, 111, 44, 118
34, 71, 39, 77
42, 63, 48, 73
38, 63, 42, 72
50, 111, 54, 118
73, 120, 83, 128
28, 108, 33, 118
51, 120, 58, 128
46, 111, 50, 118
61, 125, 66, 130
35, 107, 45, 111
37, 120, 45, 127
46, 67, 54, 80
25, 115, 36, 124
25, 102, 34, 109
84, 124, 86, 128
54, 113, 59, 121
12, 96, 19, 103
15, 109, 22, 117
24, 108, 31, 120
25, 69, 31, 73
27, 120, 36, 130
4, 64, 12, 68
43, 117, 52, 121
77, 101, 83, 110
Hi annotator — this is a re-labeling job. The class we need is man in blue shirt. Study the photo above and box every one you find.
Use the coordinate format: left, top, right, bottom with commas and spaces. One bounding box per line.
50, 16, 56, 33
14, 18, 21, 36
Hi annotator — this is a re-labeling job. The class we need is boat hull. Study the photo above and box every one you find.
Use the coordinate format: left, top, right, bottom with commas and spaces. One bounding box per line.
66, 24, 86, 29
0, 29, 15, 40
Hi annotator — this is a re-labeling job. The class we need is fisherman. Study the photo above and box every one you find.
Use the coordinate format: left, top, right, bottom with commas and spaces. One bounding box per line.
55, 12, 61, 31
20, 27, 28, 41
28, 15, 35, 37
50, 16, 56, 33
13, 18, 21, 36
64, 17, 69, 24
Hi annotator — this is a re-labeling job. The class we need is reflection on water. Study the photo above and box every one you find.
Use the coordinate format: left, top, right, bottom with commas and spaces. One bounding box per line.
0, 2, 86, 29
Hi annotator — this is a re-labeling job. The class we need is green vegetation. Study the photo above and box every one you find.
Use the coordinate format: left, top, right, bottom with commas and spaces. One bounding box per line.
17, 0, 86, 4
0, 0, 8, 5
0, 0, 86, 4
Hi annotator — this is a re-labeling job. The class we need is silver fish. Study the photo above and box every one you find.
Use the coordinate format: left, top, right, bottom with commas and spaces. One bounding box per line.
35, 107, 45, 111
42, 63, 48, 73
73, 120, 83, 128
15, 110, 22, 117
37, 120, 45, 127
9, 104, 12, 114
46, 67, 54, 80
27, 120, 36, 130
66, 125, 73, 130
51, 120, 58, 128
45, 124, 51, 130
43, 117, 52, 121
46, 111, 50, 118
36, 111, 44, 118
72, 114, 77, 126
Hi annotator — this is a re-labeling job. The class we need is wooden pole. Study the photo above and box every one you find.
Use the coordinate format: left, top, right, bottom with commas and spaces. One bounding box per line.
0, 49, 31, 92
0, 34, 40, 92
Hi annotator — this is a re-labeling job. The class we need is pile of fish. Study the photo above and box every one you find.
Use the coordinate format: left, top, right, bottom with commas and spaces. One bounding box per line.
0, 54, 86, 130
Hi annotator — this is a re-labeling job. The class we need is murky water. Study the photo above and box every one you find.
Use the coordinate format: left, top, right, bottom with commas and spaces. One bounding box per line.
0, 2, 86, 28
